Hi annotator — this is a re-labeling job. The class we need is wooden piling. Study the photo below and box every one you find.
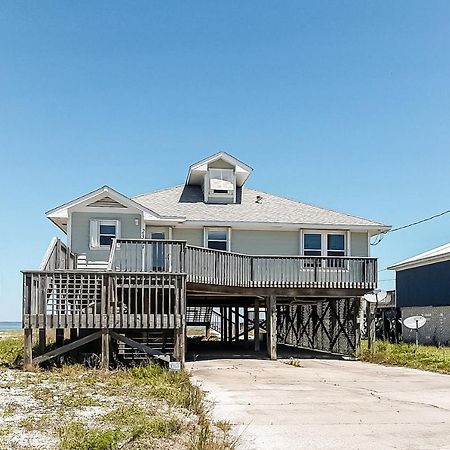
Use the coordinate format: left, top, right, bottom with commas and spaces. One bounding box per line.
254, 300, 260, 352
243, 307, 249, 343
38, 328, 46, 354
101, 328, 110, 370
267, 296, 277, 360
23, 328, 33, 370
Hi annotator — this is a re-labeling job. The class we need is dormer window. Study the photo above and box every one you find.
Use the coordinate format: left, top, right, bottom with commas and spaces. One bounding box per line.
209, 168, 234, 194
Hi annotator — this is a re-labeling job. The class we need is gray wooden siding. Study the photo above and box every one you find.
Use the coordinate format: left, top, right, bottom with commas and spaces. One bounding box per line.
172, 228, 204, 246
350, 232, 369, 257
231, 230, 300, 255
71, 212, 141, 269
145, 226, 170, 238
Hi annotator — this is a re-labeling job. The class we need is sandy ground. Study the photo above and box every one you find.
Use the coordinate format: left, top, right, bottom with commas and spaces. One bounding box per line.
187, 350, 450, 450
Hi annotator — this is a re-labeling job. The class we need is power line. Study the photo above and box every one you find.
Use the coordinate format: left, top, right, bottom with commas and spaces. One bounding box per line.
371, 208, 450, 246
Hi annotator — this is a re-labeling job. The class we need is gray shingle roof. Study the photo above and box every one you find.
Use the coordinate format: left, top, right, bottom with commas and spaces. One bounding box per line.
133, 185, 388, 229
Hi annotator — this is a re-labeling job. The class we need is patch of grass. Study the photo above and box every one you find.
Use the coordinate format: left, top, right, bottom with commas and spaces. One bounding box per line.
188, 416, 236, 450
359, 340, 450, 374
0, 337, 23, 366
2, 402, 19, 417
59, 421, 125, 450
32, 386, 55, 403
129, 364, 205, 415
103, 404, 182, 440
60, 392, 98, 407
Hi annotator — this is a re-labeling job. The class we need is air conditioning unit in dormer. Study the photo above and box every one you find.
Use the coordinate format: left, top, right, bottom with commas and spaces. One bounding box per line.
207, 168, 235, 201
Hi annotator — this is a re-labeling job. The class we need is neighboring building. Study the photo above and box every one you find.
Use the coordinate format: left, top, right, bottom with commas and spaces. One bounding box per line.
389, 243, 450, 345
22, 152, 389, 367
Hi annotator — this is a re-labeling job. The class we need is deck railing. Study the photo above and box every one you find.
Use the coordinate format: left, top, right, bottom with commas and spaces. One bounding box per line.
22, 270, 185, 330
108, 240, 377, 289
39, 237, 77, 271
108, 239, 185, 273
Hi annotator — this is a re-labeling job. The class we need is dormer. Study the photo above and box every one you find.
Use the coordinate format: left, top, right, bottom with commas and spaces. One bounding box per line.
186, 152, 253, 204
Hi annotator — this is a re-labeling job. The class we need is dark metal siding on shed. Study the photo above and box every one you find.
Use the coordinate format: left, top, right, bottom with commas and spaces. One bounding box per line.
397, 260, 450, 307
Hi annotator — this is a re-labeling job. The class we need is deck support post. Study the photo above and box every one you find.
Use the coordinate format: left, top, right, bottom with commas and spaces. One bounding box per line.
221, 307, 227, 342
56, 328, 64, 347
366, 300, 373, 350
228, 307, 233, 343
38, 328, 46, 354
354, 298, 361, 356
267, 296, 277, 360
101, 328, 110, 370
24, 328, 33, 370
254, 300, 260, 352
174, 326, 186, 367
243, 307, 249, 344
234, 307, 239, 343
205, 322, 211, 340
70, 328, 78, 342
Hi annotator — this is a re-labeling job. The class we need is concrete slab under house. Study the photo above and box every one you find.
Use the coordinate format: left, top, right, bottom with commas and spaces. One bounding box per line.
22, 151, 390, 369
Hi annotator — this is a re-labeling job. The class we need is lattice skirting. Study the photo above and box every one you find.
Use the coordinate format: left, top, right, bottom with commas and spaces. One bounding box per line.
277, 298, 360, 356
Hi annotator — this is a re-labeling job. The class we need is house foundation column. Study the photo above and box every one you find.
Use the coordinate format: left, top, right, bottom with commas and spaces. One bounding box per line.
101, 328, 110, 370
24, 328, 33, 371
254, 300, 260, 352
38, 328, 46, 354
243, 307, 249, 344
267, 296, 277, 360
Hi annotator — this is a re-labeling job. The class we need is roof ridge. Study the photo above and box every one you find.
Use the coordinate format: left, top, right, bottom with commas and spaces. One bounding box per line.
244, 186, 389, 227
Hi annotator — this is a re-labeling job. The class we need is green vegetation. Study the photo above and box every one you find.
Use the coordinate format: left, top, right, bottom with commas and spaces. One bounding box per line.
0, 335, 23, 366
0, 334, 234, 449
359, 340, 450, 374
59, 422, 125, 450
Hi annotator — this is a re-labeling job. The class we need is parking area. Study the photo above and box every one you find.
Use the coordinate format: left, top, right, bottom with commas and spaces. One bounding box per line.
187, 349, 450, 449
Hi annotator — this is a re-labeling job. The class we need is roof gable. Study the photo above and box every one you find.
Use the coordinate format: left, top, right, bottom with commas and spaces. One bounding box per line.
389, 242, 450, 271
186, 151, 253, 187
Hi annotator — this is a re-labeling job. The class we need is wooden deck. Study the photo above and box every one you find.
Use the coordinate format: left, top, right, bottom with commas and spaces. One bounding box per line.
21, 238, 377, 367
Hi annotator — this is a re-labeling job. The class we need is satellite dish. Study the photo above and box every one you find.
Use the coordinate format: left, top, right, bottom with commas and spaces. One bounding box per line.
363, 289, 388, 304
403, 315, 426, 329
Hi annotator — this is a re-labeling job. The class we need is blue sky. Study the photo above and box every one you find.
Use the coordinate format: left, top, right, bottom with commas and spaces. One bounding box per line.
1, 1, 450, 320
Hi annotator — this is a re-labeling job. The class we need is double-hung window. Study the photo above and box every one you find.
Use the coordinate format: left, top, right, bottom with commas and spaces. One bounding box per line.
327, 234, 346, 268
303, 234, 322, 256
303, 232, 346, 267
206, 229, 229, 251
90, 219, 120, 249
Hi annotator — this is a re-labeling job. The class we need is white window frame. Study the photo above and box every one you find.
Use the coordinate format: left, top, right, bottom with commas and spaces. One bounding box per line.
205, 169, 236, 203
301, 230, 347, 257
204, 227, 231, 251
90, 219, 121, 250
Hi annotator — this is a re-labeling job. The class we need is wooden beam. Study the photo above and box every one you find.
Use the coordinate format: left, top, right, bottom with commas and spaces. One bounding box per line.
23, 329, 33, 371
101, 329, 110, 370
254, 301, 260, 352
109, 331, 170, 363
33, 330, 102, 366
267, 296, 277, 360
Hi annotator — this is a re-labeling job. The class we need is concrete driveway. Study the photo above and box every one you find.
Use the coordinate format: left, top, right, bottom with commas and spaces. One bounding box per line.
187, 351, 450, 449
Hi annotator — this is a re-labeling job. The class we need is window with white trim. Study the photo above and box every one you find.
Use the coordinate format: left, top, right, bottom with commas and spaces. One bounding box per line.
90, 219, 120, 249
206, 229, 229, 251
327, 234, 345, 257
303, 232, 346, 257
304, 233, 322, 256
209, 169, 234, 195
